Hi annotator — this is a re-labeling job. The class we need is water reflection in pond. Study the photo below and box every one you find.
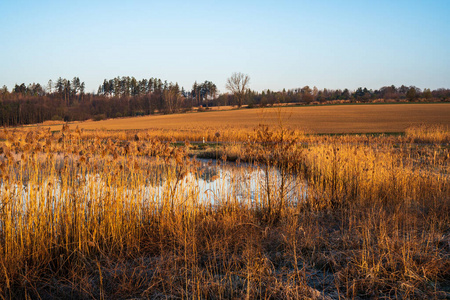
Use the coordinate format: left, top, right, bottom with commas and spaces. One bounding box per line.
175, 159, 307, 206
1, 158, 307, 210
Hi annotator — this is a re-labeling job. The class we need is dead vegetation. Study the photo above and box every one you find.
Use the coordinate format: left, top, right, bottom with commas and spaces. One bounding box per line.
0, 123, 449, 299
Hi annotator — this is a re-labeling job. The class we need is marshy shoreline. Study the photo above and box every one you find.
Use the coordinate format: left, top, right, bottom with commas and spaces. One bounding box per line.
0, 124, 449, 299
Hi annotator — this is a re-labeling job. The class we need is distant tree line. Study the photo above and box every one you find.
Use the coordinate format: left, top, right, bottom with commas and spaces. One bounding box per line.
0, 76, 219, 126
235, 85, 450, 107
0, 76, 449, 127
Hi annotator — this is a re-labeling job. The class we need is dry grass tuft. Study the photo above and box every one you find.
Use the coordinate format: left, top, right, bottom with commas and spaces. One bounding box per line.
406, 124, 450, 144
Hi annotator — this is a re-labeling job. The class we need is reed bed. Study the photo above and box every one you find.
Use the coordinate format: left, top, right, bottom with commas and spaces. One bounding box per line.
406, 124, 450, 144
0, 124, 449, 299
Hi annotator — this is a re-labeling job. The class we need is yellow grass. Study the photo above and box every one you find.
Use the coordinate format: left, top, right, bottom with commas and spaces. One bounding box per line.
406, 124, 450, 143
0, 122, 449, 298
31, 103, 450, 134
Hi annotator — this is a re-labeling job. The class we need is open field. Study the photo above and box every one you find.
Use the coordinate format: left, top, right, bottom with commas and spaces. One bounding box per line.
33, 103, 450, 134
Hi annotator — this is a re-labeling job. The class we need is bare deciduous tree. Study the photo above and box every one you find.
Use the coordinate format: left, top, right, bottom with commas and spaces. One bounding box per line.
226, 72, 250, 108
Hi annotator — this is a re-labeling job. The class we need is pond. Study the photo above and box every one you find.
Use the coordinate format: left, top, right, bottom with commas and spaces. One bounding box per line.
151, 159, 308, 206
1, 158, 307, 212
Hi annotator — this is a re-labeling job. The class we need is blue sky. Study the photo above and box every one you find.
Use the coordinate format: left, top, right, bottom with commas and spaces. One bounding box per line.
1, 0, 449, 93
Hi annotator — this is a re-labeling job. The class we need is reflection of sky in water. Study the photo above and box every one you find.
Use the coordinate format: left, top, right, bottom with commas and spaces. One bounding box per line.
0, 159, 307, 213
178, 160, 307, 206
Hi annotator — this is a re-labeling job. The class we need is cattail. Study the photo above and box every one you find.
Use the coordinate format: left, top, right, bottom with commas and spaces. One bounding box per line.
25, 131, 34, 143
175, 152, 184, 164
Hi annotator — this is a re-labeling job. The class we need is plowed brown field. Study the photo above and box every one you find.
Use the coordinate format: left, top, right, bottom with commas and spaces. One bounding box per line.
36, 103, 450, 134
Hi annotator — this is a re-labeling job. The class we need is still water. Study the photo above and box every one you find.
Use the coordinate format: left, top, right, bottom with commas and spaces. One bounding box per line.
142, 159, 307, 207
4, 158, 307, 210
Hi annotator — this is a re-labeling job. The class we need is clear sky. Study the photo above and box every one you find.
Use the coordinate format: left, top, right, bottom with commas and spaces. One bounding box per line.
1, 0, 449, 93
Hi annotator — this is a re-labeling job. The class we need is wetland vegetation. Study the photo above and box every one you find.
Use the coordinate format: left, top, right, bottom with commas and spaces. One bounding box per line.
0, 123, 449, 298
